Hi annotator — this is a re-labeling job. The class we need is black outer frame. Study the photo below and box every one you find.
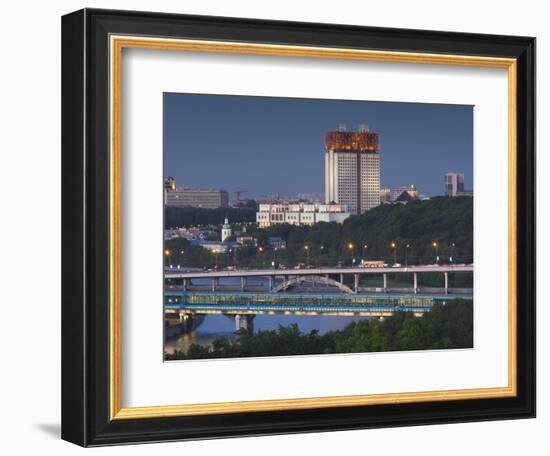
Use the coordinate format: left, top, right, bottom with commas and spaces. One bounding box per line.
61, 8, 536, 447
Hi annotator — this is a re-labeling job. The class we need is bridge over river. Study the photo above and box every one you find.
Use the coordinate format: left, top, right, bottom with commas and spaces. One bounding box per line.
164, 289, 472, 333
165, 264, 473, 295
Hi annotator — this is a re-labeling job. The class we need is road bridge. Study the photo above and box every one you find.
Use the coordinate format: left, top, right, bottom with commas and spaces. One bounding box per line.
165, 264, 473, 295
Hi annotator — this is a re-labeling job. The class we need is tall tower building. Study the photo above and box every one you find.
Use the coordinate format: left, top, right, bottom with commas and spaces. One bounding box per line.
324, 124, 381, 214
221, 217, 232, 242
445, 172, 465, 197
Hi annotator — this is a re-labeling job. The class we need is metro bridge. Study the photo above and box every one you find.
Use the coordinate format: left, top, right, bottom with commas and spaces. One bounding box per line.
164, 289, 471, 332
165, 264, 473, 295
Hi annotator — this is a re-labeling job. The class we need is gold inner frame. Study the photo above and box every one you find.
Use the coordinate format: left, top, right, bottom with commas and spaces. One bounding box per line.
109, 35, 518, 420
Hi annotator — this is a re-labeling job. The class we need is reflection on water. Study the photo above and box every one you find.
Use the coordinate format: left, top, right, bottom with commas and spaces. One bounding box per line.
164, 314, 372, 355
165, 276, 376, 354
163, 276, 469, 355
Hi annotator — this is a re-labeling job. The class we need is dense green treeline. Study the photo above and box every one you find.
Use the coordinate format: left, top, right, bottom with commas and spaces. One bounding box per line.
254, 197, 473, 266
165, 300, 473, 360
165, 197, 473, 270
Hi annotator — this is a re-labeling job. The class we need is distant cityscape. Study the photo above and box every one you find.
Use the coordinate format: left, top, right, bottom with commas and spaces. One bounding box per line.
164, 124, 472, 250
162, 89, 476, 360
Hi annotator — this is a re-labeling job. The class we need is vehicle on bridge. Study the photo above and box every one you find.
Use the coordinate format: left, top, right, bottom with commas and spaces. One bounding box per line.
359, 260, 388, 268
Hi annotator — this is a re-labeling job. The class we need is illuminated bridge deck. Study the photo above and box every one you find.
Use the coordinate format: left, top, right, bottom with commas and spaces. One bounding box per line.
164, 291, 470, 316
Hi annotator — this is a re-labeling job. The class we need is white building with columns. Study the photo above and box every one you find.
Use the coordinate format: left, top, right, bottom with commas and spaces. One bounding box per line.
256, 202, 350, 228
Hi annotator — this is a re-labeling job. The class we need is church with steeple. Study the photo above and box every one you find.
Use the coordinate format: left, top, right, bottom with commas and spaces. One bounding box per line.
221, 217, 232, 242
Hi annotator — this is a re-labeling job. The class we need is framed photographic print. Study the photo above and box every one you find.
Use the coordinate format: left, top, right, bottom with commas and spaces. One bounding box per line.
61, 8, 536, 446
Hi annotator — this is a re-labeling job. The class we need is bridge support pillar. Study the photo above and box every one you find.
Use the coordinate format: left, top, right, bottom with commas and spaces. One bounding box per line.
234, 315, 254, 333
178, 312, 196, 333
444, 272, 449, 295
383, 273, 388, 293
354, 273, 359, 292
212, 277, 219, 292
268, 276, 273, 292
240, 276, 247, 292
339, 274, 344, 285
413, 273, 418, 294
182, 278, 188, 291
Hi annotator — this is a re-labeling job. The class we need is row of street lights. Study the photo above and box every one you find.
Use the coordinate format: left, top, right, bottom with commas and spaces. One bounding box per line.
310, 240, 458, 265
164, 248, 185, 267
252, 241, 459, 267
165, 240, 459, 269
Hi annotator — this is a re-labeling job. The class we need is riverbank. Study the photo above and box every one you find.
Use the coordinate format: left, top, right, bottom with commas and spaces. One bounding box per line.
165, 300, 473, 360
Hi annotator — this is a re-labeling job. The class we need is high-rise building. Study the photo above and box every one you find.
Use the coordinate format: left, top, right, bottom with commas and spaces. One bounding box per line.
324, 124, 381, 214
445, 172, 465, 197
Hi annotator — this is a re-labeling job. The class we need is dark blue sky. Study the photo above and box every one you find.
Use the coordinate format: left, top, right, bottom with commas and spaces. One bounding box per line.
164, 93, 472, 197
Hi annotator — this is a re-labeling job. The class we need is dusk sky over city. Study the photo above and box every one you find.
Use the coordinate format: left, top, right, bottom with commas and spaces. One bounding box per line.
164, 93, 473, 197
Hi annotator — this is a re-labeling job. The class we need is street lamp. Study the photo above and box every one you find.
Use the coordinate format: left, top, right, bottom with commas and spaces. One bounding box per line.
258, 246, 264, 268
348, 242, 354, 265
405, 243, 410, 267
304, 244, 310, 266
391, 241, 397, 265
432, 241, 439, 264
450, 242, 456, 263
164, 249, 171, 267
362, 244, 368, 262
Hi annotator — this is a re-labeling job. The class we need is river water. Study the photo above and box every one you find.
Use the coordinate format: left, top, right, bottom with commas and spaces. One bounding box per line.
164, 313, 373, 355
165, 276, 381, 354
163, 276, 465, 355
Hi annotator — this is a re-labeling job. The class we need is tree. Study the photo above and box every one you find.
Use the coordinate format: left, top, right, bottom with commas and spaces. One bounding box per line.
166, 196, 473, 272
167, 300, 473, 360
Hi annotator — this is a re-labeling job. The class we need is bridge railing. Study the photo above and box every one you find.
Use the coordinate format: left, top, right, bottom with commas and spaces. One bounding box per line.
163, 291, 463, 310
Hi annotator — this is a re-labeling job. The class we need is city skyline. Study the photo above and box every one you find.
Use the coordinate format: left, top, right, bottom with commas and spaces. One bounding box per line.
164, 93, 473, 197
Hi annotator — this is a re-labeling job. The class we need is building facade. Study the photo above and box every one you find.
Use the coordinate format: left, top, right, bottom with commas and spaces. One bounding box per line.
445, 172, 465, 197
189, 239, 240, 253
236, 234, 256, 246
268, 237, 287, 249
324, 124, 381, 214
221, 217, 232, 242
165, 186, 229, 209
165, 176, 176, 191
256, 202, 350, 228
380, 185, 419, 203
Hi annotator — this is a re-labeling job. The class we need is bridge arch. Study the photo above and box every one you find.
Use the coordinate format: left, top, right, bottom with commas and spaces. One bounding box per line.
271, 275, 354, 294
